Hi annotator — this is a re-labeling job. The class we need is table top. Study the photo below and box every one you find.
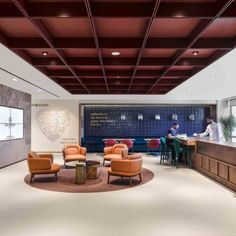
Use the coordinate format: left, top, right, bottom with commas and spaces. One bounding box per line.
144, 138, 160, 142
177, 137, 197, 146
66, 160, 101, 167
102, 138, 135, 142
86, 160, 100, 167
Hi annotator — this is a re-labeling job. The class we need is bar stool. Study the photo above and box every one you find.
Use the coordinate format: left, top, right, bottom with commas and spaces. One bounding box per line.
160, 137, 171, 164
173, 139, 192, 168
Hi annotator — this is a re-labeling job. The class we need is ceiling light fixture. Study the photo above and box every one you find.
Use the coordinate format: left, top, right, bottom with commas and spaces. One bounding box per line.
111, 51, 120, 56
38, 89, 41, 92
12, 78, 18, 82
192, 51, 199, 56
42, 51, 48, 56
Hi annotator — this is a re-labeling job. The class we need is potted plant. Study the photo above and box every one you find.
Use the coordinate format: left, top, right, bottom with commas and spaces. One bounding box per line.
219, 114, 236, 142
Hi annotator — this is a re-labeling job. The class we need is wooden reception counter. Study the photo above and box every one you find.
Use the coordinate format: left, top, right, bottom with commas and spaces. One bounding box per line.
194, 140, 236, 192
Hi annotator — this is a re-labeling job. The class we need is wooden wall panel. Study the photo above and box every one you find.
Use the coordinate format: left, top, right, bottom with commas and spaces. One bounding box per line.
202, 156, 209, 171
229, 166, 236, 185
194, 154, 202, 168
209, 159, 218, 175
197, 141, 236, 166
195, 141, 236, 192
218, 163, 228, 180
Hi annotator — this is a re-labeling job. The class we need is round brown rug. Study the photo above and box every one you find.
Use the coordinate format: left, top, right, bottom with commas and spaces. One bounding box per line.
24, 166, 154, 193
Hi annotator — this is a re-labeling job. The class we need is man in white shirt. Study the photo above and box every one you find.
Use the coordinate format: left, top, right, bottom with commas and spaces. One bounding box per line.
198, 117, 220, 141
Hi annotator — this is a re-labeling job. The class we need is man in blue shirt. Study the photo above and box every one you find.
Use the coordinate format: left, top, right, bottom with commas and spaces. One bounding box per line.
167, 122, 179, 140
166, 122, 179, 161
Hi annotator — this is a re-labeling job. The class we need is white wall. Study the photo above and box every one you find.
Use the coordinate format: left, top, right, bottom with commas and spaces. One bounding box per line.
31, 99, 219, 152
217, 100, 230, 120
31, 100, 79, 152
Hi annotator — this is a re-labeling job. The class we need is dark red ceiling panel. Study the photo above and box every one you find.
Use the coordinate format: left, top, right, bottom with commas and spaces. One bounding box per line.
0, 0, 235, 94
42, 18, 93, 38
95, 18, 148, 38
149, 18, 201, 38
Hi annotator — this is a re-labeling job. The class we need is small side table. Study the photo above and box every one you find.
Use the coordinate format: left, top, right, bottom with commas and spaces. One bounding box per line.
75, 163, 86, 184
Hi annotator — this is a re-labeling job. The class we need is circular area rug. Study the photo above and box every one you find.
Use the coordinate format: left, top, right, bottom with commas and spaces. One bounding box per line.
24, 166, 154, 193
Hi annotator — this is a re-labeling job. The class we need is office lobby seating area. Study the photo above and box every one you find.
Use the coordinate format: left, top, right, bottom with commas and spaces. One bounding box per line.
24, 153, 153, 193
2, 0, 236, 235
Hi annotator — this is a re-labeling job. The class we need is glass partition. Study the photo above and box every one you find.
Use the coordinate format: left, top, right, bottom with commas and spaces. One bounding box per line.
231, 106, 236, 142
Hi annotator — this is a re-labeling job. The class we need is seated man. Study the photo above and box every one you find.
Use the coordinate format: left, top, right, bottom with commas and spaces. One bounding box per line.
166, 122, 180, 162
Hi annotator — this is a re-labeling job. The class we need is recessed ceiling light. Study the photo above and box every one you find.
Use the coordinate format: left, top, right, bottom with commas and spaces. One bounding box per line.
192, 51, 199, 56
111, 51, 120, 56
12, 78, 18, 82
42, 51, 48, 56
59, 12, 69, 17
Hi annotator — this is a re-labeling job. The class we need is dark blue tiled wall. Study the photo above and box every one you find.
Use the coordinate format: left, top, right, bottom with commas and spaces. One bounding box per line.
84, 105, 210, 138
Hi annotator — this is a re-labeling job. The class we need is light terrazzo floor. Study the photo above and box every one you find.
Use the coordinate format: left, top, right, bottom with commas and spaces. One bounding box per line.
0, 153, 236, 236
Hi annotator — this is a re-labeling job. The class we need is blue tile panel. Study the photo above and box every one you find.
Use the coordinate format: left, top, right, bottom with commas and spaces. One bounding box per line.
84, 105, 210, 138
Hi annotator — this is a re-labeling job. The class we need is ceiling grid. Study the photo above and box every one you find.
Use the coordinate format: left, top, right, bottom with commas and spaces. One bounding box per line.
0, 0, 234, 94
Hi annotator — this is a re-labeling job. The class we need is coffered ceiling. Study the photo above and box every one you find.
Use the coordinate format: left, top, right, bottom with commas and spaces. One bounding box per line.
0, 0, 236, 94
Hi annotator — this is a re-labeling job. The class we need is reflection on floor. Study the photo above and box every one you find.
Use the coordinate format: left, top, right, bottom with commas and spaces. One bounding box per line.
0, 153, 236, 236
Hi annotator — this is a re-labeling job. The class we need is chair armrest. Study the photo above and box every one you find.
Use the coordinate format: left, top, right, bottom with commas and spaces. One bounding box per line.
80, 147, 87, 156
104, 147, 113, 155
62, 149, 66, 160
27, 158, 52, 171
121, 148, 129, 159
111, 159, 131, 173
127, 153, 142, 160
38, 153, 54, 162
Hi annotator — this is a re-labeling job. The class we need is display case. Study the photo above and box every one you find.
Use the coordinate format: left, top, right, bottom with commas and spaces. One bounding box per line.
0, 106, 23, 141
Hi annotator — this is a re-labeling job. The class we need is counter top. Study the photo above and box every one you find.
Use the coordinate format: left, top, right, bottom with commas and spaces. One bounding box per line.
177, 137, 236, 149
196, 139, 236, 148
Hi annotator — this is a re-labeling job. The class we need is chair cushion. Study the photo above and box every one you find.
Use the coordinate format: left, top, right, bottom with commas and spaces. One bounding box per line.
107, 168, 141, 177
104, 154, 122, 161
30, 163, 60, 174
67, 147, 80, 155
65, 154, 86, 161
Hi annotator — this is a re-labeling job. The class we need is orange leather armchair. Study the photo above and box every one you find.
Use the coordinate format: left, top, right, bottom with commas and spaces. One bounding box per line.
62, 144, 87, 167
27, 151, 60, 183
107, 153, 143, 186
103, 143, 128, 166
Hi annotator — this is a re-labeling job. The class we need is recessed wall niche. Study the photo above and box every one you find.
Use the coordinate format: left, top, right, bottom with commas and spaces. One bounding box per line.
83, 104, 211, 137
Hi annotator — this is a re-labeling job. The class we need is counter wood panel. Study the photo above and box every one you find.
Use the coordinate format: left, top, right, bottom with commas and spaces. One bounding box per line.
197, 141, 236, 166
194, 140, 236, 192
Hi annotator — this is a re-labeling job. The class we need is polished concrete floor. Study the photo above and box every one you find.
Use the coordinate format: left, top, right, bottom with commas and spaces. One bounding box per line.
0, 153, 236, 236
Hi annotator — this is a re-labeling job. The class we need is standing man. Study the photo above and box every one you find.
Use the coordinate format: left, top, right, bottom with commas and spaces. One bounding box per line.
198, 116, 220, 141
